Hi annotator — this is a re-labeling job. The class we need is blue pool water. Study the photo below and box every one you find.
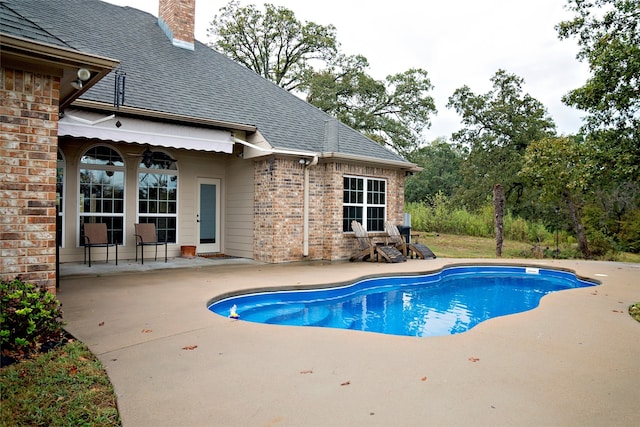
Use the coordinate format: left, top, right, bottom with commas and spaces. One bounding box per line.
208, 265, 598, 337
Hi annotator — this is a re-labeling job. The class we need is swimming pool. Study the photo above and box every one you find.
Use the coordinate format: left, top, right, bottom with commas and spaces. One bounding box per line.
208, 265, 598, 337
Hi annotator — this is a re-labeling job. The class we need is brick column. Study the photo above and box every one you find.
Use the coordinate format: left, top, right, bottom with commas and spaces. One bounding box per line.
1, 67, 59, 292
254, 157, 305, 262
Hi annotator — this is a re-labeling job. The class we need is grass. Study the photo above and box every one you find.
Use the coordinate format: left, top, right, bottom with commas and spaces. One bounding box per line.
417, 232, 640, 262
0, 339, 121, 427
418, 232, 532, 258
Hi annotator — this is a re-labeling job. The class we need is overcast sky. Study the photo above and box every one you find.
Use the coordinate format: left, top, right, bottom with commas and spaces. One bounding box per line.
104, 0, 591, 142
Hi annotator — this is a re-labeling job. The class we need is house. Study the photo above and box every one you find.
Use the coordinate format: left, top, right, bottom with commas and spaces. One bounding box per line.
1, 0, 419, 292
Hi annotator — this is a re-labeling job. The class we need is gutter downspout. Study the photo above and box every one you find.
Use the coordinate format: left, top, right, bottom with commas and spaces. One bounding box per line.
233, 136, 318, 257
302, 156, 318, 256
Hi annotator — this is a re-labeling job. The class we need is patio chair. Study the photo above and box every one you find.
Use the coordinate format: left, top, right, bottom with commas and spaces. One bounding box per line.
83, 223, 118, 267
350, 220, 405, 263
384, 221, 409, 256
134, 223, 168, 264
384, 221, 436, 260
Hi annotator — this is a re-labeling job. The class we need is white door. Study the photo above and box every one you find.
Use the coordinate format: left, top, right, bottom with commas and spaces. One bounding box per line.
197, 178, 220, 253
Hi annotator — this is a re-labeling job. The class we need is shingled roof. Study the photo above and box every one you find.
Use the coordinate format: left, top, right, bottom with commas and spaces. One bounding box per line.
2, 0, 411, 165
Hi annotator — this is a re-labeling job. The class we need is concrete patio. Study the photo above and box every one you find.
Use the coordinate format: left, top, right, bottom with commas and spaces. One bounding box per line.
58, 258, 640, 426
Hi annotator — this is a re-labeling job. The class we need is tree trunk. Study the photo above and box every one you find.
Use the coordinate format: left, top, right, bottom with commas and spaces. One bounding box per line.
564, 194, 590, 258
493, 184, 505, 257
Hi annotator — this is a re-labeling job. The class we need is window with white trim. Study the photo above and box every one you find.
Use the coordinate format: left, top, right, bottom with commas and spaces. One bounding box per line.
343, 176, 386, 232
79, 146, 125, 245
137, 150, 177, 243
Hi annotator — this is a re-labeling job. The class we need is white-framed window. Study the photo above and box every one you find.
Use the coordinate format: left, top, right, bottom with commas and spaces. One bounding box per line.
79, 145, 125, 245
137, 150, 178, 243
343, 176, 386, 232
56, 149, 65, 248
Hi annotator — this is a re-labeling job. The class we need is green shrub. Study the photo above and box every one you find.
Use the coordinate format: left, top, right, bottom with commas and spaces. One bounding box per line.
407, 199, 554, 244
1, 278, 64, 362
587, 229, 615, 257
618, 209, 640, 253
505, 215, 528, 242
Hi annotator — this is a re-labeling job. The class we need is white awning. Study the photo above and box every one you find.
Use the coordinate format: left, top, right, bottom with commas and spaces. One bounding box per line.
58, 109, 233, 153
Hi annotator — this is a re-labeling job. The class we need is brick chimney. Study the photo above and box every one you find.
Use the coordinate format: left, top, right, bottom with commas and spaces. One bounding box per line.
158, 0, 195, 50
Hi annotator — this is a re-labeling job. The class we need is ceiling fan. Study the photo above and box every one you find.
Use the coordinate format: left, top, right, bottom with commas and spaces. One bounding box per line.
129, 145, 177, 169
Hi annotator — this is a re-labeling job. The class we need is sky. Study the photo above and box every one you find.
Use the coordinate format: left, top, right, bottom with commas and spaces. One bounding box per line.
103, 0, 591, 142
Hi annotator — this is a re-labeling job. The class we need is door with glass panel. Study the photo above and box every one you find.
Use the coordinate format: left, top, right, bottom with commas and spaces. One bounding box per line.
197, 178, 220, 253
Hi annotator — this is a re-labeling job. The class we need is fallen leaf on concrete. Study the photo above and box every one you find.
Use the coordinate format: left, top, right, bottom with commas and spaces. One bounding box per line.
468, 357, 480, 362
340, 380, 351, 386
300, 369, 313, 374
141, 329, 153, 333
182, 345, 198, 350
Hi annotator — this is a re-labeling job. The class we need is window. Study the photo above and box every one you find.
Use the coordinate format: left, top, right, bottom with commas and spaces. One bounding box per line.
343, 176, 386, 232
79, 146, 125, 245
56, 150, 65, 247
137, 150, 177, 243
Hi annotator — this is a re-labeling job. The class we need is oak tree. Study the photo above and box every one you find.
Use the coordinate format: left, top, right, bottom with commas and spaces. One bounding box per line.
556, 0, 640, 180
447, 70, 556, 213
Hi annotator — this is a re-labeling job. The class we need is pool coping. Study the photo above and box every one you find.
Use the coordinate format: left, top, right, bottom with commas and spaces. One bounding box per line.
205, 262, 603, 306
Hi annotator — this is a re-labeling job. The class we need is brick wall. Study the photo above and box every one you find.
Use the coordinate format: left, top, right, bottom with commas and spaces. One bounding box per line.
253, 156, 406, 263
158, 0, 195, 46
317, 162, 406, 260
0, 66, 59, 292
254, 157, 305, 262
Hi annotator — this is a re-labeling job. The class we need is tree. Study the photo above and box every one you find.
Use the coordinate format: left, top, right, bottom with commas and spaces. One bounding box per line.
207, 1, 338, 91
447, 70, 556, 213
305, 55, 436, 156
208, 2, 436, 156
404, 137, 464, 203
556, 0, 640, 180
520, 136, 593, 258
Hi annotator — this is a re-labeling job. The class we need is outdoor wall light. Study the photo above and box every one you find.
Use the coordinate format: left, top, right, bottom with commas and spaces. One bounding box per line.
70, 78, 83, 90
70, 68, 91, 90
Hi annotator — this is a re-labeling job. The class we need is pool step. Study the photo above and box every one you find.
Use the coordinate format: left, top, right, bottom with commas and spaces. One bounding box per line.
266, 306, 331, 326
240, 304, 306, 323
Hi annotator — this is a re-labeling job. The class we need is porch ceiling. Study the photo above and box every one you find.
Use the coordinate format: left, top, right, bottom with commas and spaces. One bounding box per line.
58, 108, 234, 153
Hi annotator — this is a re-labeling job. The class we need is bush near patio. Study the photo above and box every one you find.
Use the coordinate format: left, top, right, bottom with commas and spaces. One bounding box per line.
0, 278, 121, 426
630, 303, 640, 323
1, 278, 65, 363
